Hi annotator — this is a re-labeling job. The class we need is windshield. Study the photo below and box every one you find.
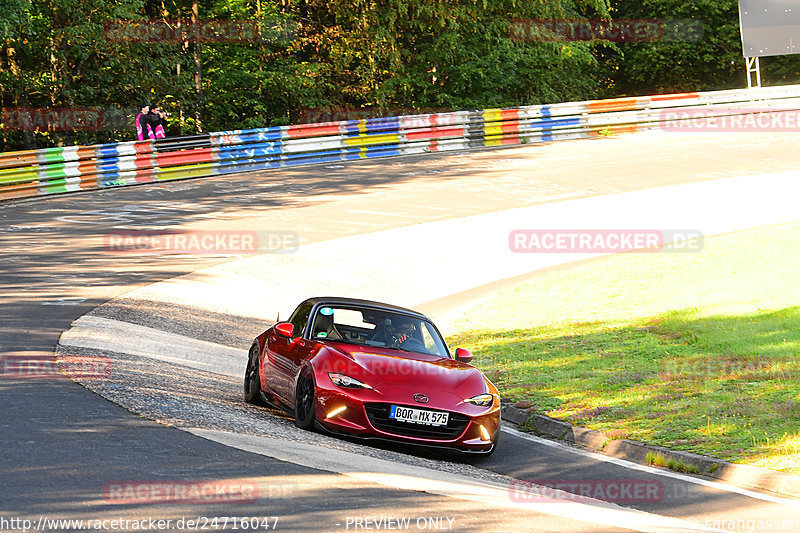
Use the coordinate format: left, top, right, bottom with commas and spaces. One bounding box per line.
308, 304, 449, 357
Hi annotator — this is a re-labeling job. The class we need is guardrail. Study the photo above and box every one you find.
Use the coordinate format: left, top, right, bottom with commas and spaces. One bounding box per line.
3, 84, 800, 201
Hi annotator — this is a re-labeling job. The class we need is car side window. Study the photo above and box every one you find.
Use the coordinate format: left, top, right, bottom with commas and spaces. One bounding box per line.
288, 302, 313, 338
421, 324, 437, 352
420, 322, 447, 356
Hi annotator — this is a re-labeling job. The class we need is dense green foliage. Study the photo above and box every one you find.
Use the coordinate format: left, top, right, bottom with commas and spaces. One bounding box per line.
601, 0, 744, 94
2, 0, 800, 151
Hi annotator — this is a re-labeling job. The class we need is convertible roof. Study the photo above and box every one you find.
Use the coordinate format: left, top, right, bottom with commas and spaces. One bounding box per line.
301, 296, 428, 319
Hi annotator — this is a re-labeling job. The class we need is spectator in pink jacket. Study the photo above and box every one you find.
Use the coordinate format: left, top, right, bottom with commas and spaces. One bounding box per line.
149, 105, 168, 138
135, 103, 168, 140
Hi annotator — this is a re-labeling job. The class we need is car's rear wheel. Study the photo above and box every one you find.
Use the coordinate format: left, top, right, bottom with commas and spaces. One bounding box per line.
243, 344, 264, 405
294, 368, 317, 430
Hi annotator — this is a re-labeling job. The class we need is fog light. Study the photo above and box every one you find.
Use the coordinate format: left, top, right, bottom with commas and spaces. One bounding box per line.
479, 424, 491, 441
326, 406, 347, 419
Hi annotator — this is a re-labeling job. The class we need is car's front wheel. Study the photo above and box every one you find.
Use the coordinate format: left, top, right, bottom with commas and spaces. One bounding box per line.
243, 344, 264, 405
294, 368, 317, 430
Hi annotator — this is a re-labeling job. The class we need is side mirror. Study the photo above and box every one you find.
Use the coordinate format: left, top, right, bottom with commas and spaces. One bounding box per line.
455, 348, 473, 363
275, 322, 295, 338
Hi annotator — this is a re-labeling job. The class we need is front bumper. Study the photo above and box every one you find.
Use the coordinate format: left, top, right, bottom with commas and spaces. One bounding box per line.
314, 386, 500, 452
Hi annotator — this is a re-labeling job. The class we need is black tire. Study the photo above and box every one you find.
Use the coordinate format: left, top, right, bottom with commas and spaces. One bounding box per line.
243, 344, 265, 405
294, 369, 317, 430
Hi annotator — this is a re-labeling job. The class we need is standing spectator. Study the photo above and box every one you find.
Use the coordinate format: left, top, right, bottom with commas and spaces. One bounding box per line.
149, 105, 169, 138
135, 102, 162, 141
135, 103, 151, 140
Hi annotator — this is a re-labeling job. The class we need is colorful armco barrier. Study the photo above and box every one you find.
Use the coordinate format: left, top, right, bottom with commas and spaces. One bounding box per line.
3, 84, 800, 201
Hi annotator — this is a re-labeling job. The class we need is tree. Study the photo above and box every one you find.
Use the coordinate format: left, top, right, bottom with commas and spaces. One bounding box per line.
602, 0, 743, 95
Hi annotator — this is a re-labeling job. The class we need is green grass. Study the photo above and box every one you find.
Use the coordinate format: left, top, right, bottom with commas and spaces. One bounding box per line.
646, 452, 701, 475
447, 222, 800, 473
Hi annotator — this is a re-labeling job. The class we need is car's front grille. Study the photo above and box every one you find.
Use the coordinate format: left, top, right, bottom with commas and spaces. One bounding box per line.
364, 403, 470, 440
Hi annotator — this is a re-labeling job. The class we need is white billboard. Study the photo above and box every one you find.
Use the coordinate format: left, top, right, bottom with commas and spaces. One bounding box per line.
739, 0, 800, 57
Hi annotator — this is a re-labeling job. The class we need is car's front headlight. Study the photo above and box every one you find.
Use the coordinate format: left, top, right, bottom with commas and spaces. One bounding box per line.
463, 393, 495, 407
328, 373, 373, 390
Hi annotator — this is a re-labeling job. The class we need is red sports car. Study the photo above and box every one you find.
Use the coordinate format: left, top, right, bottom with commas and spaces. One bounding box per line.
244, 297, 501, 455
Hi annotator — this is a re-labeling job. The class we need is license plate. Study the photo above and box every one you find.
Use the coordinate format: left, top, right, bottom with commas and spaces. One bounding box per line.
390, 405, 449, 426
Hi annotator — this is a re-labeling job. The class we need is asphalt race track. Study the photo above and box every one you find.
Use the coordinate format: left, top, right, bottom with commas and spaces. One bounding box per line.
3, 131, 800, 532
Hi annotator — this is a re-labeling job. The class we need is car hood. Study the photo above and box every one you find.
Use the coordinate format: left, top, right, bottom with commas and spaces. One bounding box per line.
326, 343, 488, 392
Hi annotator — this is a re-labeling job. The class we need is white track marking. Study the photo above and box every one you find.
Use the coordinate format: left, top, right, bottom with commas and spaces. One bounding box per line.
59, 315, 244, 377
503, 427, 800, 508
187, 428, 725, 533
42, 297, 87, 306
346, 209, 432, 219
